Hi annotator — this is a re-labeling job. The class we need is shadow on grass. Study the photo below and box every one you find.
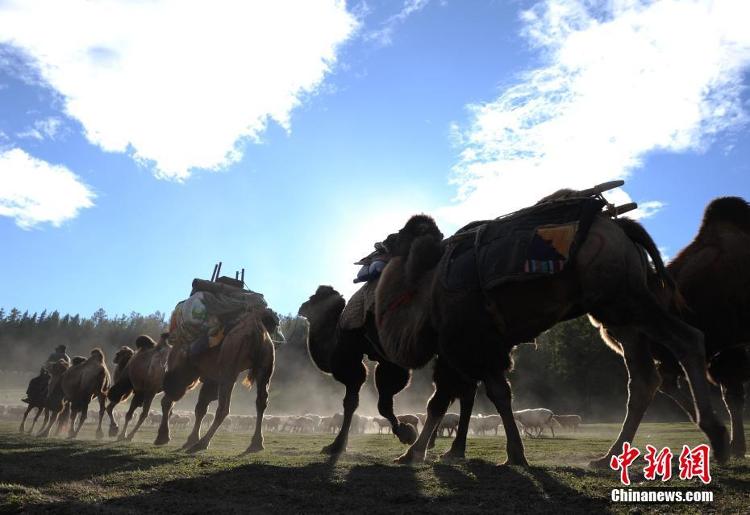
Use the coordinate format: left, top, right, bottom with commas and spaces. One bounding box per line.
0, 441, 178, 488
431, 460, 611, 513
23, 457, 614, 514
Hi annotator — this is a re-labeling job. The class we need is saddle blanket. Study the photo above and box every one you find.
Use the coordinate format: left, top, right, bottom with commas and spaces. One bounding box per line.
440, 197, 605, 291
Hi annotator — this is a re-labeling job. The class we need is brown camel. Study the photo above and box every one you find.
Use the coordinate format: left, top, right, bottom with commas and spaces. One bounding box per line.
374, 206, 729, 467
103, 346, 135, 436
299, 285, 476, 459
19, 368, 49, 434
38, 349, 110, 439
643, 197, 750, 459
61, 348, 111, 439
116, 334, 171, 441
154, 305, 277, 454
36, 360, 71, 437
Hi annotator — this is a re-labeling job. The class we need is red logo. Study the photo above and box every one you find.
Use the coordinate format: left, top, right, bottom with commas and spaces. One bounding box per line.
678, 444, 712, 484
610, 442, 641, 486
610, 442, 711, 485
643, 445, 673, 481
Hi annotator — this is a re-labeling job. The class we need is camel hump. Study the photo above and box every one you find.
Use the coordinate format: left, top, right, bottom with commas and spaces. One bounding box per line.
135, 335, 157, 350
701, 197, 750, 233
89, 348, 105, 362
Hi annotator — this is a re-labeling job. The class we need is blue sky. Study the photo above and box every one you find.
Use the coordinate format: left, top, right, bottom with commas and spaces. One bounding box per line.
1, 0, 749, 319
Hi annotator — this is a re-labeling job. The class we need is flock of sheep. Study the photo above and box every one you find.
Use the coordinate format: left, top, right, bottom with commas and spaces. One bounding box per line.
2, 404, 580, 439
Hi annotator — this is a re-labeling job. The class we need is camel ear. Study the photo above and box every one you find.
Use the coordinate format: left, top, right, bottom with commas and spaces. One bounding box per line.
405, 234, 443, 284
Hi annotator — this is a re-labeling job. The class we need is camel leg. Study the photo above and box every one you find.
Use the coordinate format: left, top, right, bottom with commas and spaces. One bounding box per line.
182, 381, 218, 450
187, 381, 235, 453
154, 395, 175, 446
244, 370, 271, 454
484, 372, 528, 467
590, 329, 660, 468
106, 400, 120, 438
19, 405, 33, 433
126, 394, 154, 442
640, 313, 730, 464
56, 403, 70, 436
119, 393, 143, 441
38, 409, 59, 437
658, 364, 696, 422
442, 384, 477, 461
67, 405, 79, 439
722, 380, 746, 459
71, 403, 89, 439
94, 394, 105, 439
322, 338, 367, 456
375, 361, 417, 445
395, 361, 455, 464
29, 407, 44, 434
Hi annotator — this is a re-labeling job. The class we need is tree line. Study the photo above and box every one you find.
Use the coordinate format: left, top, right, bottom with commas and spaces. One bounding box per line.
0, 307, 687, 422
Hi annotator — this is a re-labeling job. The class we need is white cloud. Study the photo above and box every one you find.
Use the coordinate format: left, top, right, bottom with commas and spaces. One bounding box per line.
17, 116, 63, 141
0, 0, 357, 180
0, 148, 95, 229
443, 0, 750, 224
366, 0, 431, 46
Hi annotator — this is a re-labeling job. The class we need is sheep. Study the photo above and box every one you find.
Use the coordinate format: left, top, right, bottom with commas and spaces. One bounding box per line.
514, 408, 557, 438
373, 417, 391, 434
472, 414, 502, 436
552, 414, 582, 432
263, 415, 283, 432
437, 413, 460, 437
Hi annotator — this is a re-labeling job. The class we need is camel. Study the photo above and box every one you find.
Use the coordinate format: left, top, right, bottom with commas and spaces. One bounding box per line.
300, 285, 478, 458
39, 349, 110, 439
645, 197, 750, 459
154, 305, 278, 454
114, 334, 171, 441
19, 368, 49, 433
36, 360, 71, 437
60, 348, 110, 439
103, 346, 136, 436
374, 204, 729, 467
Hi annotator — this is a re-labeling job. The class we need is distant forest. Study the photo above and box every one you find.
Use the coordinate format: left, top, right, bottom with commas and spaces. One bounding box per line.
0, 307, 693, 422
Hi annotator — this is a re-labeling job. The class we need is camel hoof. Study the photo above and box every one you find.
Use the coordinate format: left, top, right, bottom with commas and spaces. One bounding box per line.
440, 450, 465, 462
394, 451, 424, 465
186, 441, 209, 454
243, 444, 264, 454
321, 445, 344, 455
395, 423, 418, 445
153, 434, 170, 446
180, 439, 198, 451
109, 426, 119, 438
96, 430, 104, 440
499, 458, 530, 468
589, 456, 612, 470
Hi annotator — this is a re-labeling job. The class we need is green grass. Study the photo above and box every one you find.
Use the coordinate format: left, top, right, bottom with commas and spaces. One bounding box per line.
0, 421, 748, 514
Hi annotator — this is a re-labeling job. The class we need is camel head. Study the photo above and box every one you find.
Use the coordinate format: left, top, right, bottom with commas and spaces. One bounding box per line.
89, 348, 105, 363
701, 196, 750, 235
259, 307, 284, 345
298, 285, 345, 323
114, 346, 135, 366
134, 335, 157, 351
387, 214, 444, 285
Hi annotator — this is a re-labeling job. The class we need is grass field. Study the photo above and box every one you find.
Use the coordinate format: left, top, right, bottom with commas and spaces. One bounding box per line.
1, 420, 748, 514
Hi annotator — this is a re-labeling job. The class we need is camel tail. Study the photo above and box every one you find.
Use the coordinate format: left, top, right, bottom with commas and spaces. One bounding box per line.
615, 217, 686, 310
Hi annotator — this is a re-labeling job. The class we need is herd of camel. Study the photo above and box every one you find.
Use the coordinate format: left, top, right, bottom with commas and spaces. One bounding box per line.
13, 187, 750, 470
